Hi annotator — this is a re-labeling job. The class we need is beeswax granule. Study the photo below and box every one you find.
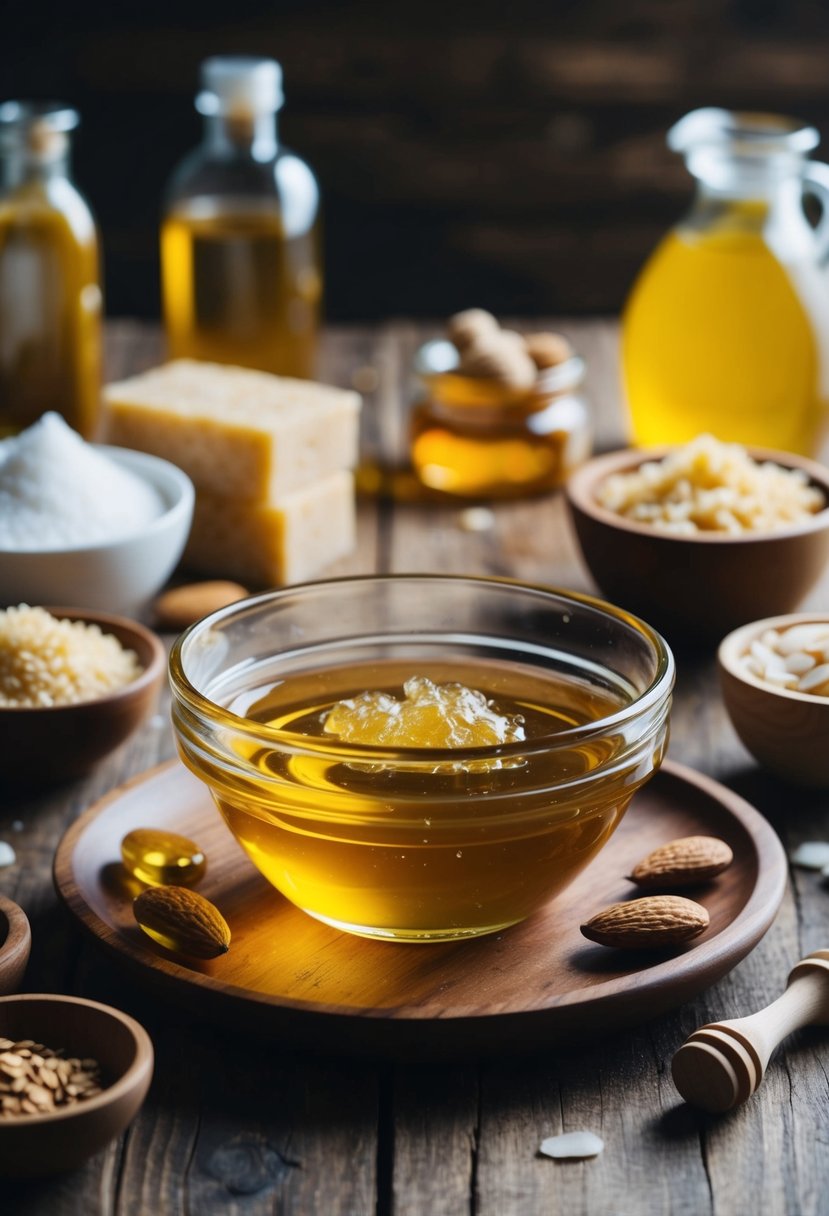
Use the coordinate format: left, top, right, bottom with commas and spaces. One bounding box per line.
0, 606, 141, 707
597, 434, 824, 534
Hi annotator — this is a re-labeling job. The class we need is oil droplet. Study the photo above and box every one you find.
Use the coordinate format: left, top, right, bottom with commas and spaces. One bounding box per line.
121, 827, 206, 888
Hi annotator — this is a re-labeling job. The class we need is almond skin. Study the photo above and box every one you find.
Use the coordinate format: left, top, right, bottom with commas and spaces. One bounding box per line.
628, 836, 733, 889
134, 886, 231, 959
524, 331, 573, 369
580, 895, 709, 949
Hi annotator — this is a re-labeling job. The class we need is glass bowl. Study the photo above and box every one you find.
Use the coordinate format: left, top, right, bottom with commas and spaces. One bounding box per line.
170, 576, 674, 942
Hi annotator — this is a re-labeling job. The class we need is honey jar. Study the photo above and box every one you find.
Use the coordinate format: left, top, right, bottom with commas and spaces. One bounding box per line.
409, 339, 591, 498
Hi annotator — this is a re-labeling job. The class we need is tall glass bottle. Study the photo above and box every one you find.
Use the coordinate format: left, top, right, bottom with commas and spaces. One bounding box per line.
0, 102, 102, 438
161, 57, 321, 380
623, 109, 829, 455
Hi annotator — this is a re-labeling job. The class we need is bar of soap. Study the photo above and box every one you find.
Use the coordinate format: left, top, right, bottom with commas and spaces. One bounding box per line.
103, 359, 361, 501
183, 471, 356, 586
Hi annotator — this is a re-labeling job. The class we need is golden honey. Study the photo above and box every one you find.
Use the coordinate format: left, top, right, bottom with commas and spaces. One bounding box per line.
121, 828, 206, 888
161, 200, 320, 380
189, 658, 655, 941
409, 360, 590, 499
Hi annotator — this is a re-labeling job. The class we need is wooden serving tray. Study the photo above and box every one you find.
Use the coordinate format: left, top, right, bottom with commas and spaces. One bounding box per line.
54, 758, 787, 1057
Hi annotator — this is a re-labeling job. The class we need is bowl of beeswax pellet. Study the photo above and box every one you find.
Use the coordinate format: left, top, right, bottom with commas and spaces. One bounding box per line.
0, 993, 153, 1176
0, 605, 166, 785
719, 614, 829, 787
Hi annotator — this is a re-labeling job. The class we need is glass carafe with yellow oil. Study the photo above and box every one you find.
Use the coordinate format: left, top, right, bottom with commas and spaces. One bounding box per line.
161, 57, 321, 379
623, 109, 829, 455
0, 103, 102, 438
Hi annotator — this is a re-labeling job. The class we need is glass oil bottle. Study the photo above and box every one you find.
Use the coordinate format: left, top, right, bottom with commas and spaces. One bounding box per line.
623, 108, 829, 455
0, 103, 102, 438
161, 57, 321, 380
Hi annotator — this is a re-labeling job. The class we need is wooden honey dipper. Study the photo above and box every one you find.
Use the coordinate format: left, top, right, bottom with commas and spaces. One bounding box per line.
672, 950, 829, 1112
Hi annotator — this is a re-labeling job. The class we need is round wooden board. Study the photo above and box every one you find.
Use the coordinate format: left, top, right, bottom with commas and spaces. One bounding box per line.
54, 758, 787, 1057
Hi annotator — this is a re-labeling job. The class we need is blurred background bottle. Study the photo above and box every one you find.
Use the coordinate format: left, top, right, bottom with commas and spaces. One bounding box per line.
0, 103, 102, 438
622, 108, 829, 455
161, 57, 322, 380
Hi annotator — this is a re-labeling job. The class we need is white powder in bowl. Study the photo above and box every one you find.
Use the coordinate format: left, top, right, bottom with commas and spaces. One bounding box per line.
0, 413, 165, 550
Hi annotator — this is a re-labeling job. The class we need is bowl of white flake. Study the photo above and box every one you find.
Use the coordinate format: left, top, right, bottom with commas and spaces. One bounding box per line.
0, 414, 194, 614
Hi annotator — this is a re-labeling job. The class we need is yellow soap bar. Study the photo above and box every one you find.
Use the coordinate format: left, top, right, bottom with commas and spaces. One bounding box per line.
102, 359, 361, 501
183, 471, 357, 586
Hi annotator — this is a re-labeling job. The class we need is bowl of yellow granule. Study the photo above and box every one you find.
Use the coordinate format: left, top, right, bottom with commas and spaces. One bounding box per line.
0, 605, 165, 784
565, 435, 829, 645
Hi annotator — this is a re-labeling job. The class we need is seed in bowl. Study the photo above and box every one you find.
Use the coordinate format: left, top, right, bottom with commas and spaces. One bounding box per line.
0, 1039, 102, 1118
0, 605, 141, 708
596, 434, 825, 534
741, 622, 829, 697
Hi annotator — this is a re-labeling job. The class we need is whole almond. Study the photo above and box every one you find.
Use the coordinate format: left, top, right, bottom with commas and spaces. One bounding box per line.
581, 895, 709, 949
447, 308, 500, 352
154, 581, 249, 631
628, 836, 733, 889
524, 331, 573, 369
134, 886, 231, 959
459, 334, 537, 390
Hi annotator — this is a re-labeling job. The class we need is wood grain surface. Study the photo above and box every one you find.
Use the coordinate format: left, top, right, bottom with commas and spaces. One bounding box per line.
2, 319, 828, 1214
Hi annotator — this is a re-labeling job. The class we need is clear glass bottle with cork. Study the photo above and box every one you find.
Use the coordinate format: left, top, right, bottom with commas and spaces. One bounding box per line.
0, 102, 102, 438
161, 56, 322, 380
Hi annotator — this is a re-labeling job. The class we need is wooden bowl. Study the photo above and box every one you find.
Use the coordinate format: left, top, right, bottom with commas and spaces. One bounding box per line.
0, 895, 31, 995
0, 994, 153, 1177
719, 613, 829, 787
0, 609, 165, 785
565, 446, 829, 647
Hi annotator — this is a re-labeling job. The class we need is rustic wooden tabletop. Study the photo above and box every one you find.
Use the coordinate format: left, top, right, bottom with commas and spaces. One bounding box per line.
2, 320, 828, 1215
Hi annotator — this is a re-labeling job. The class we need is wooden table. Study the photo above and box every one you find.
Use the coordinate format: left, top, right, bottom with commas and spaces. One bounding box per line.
3, 321, 828, 1215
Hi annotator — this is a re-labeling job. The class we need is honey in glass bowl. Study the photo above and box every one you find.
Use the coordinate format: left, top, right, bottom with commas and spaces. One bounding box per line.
170, 577, 674, 942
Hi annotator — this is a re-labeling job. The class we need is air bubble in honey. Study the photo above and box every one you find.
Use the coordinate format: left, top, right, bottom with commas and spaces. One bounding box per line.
121, 828, 206, 888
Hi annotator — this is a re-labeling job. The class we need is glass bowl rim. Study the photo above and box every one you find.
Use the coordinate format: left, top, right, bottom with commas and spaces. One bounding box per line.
169, 574, 675, 762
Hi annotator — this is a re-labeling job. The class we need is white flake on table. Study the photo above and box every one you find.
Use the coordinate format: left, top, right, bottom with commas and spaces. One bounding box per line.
791, 842, 829, 870
458, 507, 495, 532
539, 1130, 604, 1159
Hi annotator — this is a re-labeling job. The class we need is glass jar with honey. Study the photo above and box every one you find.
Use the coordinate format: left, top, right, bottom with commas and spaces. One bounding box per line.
0, 103, 102, 438
623, 108, 829, 455
161, 57, 321, 380
409, 338, 591, 498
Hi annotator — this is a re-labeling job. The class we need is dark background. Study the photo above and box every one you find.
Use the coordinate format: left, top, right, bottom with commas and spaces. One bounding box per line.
6, 0, 829, 321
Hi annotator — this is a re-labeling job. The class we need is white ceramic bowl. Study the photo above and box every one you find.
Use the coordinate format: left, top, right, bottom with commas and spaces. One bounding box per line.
0, 447, 194, 615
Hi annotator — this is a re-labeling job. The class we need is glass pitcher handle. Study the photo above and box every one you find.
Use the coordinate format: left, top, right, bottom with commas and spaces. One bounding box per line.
803, 162, 829, 265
